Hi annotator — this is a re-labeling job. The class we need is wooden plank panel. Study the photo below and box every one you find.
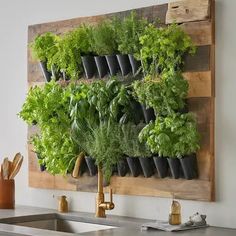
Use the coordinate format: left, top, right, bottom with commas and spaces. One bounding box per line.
184, 71, 212, 97
28, 144, 39, 172
209, 0, 215, 201
188, 98, 212, 180
166, 0, 210, 24
180, 21, 212, 46
28, 4, 168, 42
27, 126, 39, 140
184, 46, 210, 72
54, 175, 77, 191
29, 171, 54, 189
68, 175, 98, 192
105, 177, 211, 201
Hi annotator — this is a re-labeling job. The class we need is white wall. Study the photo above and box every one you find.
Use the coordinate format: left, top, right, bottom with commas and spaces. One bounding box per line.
0, 0, 235, 228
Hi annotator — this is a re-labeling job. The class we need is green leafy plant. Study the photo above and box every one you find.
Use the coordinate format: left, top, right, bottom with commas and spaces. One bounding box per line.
91, 20, 118, 55
139, 23, 196, 77
19, 80, 82, 175
30, 134, 46, 166
132, 72, 188, 116
69, 82, 98, 124
71, 120, 95, 158
53, 25, 92, 80
18, 86, 44, 125
119, 122, 151, 157
139, 113, 200, 158
89, 121, 123, 181
115, 11, 148, 55
70, 82, 100, 157
30, 32, 60, 71
87, 77, 133, 123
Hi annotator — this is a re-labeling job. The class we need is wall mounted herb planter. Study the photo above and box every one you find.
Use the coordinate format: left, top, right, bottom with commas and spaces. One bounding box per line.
27, 0, 215, 202
94, 56, 109, 78
153, 156, 169, 178
180, 154, 198, 180
105, 55, 120, 76
81, 56, 97, 79
116, 54, 131, 76
139, 157, 155, 178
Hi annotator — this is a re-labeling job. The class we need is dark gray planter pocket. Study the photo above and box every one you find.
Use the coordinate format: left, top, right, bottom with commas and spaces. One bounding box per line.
94, 56, 109, 78
128, 54, 141, 75
126, 157, 141, 177
167, 158, 181, 179
117, 158, 129, 177
141, 104, 156, 124
180, 154, 198, 180
39, 61, 52, 82
36, 153, 46, 172
179, 99, 189, 114
153, 156, 168, 178
85, 156, 97, 176
130, 100, 145, 124
82, 55, 97, 79
79, 158, 88, 176
139, 157, 155, 178
105, 55, 120, 76
116, 54, 131, 76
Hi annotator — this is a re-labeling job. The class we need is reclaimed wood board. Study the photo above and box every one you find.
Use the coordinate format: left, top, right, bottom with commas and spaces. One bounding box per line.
27, 0, 215, 201
166, 0, 210, 24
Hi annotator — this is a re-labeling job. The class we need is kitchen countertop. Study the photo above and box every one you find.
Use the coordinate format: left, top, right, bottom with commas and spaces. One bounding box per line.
0, 206, 236, 236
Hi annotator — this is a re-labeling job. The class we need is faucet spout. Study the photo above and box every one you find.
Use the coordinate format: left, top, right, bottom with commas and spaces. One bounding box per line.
95, 166, 115, 218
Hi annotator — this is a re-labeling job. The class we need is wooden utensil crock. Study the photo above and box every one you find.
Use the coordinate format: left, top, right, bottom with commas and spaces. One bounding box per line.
0, 179, 15, 209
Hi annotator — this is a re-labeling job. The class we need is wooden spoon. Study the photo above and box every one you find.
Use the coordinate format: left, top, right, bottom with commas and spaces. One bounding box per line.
0, 164, 3, 179
2, 157, 10, 180
9, 153, 23, 179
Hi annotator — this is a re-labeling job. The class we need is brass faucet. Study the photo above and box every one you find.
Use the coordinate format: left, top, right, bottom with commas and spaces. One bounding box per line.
95, 166, 114, 217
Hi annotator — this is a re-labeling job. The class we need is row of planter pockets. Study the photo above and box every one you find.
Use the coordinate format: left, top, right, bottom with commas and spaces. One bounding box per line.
40, 54, 141, 82
39, 154, 198, 180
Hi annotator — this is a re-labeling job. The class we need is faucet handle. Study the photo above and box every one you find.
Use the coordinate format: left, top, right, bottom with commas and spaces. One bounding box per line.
109, 188, 113, 203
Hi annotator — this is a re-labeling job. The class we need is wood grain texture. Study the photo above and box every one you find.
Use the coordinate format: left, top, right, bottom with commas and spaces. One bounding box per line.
209, 0, 215, 201
184, 71, 212, 97
188, 98, 212, 181
180, 21, 213, 46
184, 46, 210, 72
27, 0, 215, 202
166, 0, 210, 24
105, 177, 211, 201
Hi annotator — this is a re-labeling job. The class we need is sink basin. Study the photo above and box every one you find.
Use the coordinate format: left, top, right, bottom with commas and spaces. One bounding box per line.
12, 217, 117, 234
